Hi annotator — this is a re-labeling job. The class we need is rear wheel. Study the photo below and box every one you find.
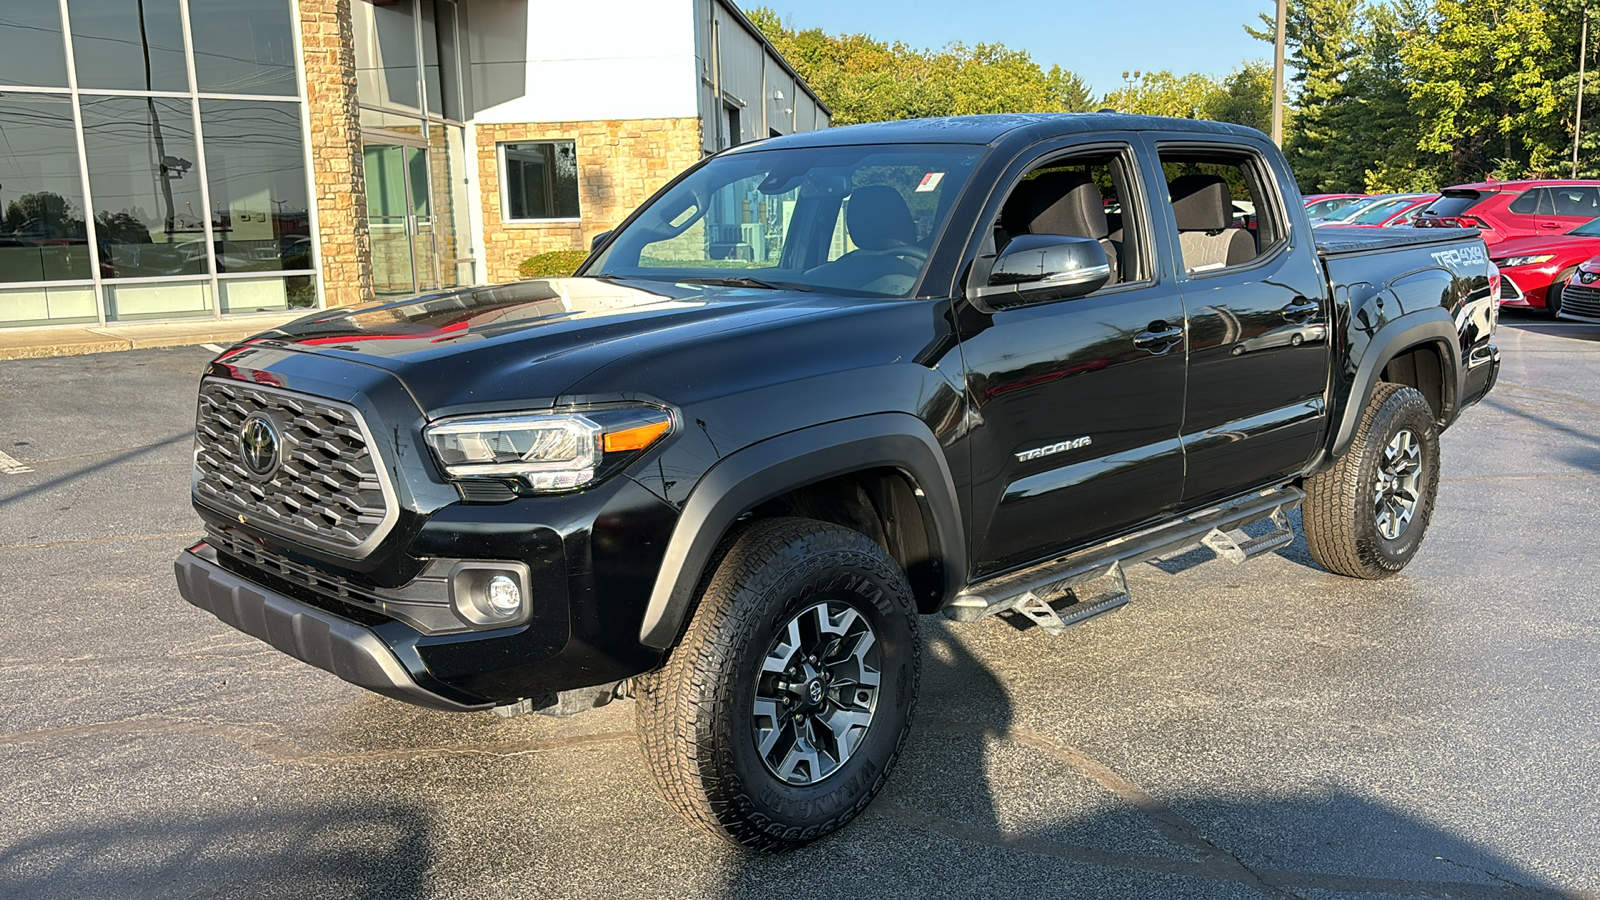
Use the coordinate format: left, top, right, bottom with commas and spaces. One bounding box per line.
1303, 383, 1440, 579
635, 518, 920, 850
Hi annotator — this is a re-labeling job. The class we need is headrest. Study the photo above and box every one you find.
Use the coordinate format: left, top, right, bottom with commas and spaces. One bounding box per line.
1170, 174, 1233, 232
846, 185, 917, 250
1003, 171, 1109, 240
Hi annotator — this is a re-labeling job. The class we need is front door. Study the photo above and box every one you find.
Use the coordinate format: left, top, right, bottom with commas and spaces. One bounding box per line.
959, 142, 1188, 579
363, 141, 440, 296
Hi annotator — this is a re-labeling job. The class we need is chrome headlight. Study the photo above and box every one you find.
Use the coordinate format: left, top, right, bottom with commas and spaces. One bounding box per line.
424, 407, 673, 492
1493, 254, 1556, 268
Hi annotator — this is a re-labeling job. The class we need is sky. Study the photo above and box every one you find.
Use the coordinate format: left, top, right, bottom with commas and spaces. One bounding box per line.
759, 0, 1276, 98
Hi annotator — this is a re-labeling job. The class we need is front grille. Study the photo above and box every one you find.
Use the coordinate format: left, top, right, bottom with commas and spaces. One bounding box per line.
194, 378, 396, 556
1500, 277, 1523, 301
1560, 283, 1600, 320
207, 527, 464, 635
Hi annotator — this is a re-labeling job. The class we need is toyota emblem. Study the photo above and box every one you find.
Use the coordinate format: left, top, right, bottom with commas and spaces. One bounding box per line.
238, 412, 282, 478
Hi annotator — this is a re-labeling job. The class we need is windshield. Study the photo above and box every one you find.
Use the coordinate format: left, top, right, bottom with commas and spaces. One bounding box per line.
1346, 197, 1420, 225
1568, 216, 1600, 236
589, 143, 985, 298
1325, 196, 1391, 223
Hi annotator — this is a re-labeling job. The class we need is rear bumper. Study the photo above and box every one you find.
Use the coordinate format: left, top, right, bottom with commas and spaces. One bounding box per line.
174, 544, 492, 712
1463, 342, 1500, 408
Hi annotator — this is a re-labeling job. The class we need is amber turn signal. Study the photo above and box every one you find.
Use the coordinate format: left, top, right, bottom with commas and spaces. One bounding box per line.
603, 419, 672, 453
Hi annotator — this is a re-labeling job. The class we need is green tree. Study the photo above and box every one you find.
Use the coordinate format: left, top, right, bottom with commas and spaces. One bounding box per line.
1403, 0, 1567, 180
1351, 0, 1441, 191
746, 7, 1099, 124
1251, 0, 1366, 191
1103, 70, 1223, 118
1205, 61, 1275, 132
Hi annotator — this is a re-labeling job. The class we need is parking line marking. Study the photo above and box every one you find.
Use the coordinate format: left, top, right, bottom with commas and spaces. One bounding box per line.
201, 343, 224, 353
0, 450, 32, 474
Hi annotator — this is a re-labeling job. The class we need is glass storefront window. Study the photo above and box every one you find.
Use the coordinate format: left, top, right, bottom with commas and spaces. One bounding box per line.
0, 285, 97, 328
501, 143, 580, 221
219, 274, 315, 313
104, 280, 211, 320
0, 1, 71, 88
421, 0, 462, 121
187, 0, 298, 97
80, 95, 208, 281
354, 0, 421, 114
200, 100, 311, 273
0, 95, 93, 284
68, 0, 189, 93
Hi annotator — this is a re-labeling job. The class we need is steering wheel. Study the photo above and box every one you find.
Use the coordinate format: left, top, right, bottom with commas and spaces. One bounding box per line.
863, 244, 929, 263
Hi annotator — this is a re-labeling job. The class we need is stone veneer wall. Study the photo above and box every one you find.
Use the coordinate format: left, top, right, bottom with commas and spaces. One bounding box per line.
299, 0, 371, 307
476, 118, 703, 283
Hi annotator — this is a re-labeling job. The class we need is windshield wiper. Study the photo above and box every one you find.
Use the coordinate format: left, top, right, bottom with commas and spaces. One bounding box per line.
675, 276, 812, 292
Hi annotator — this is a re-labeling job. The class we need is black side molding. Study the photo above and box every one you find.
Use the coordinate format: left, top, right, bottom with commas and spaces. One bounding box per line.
637, 414, 966, 650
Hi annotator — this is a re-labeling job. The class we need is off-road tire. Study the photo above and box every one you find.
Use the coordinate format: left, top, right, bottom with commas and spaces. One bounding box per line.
635, 518, 920, 850
1304, 382, 1440, 579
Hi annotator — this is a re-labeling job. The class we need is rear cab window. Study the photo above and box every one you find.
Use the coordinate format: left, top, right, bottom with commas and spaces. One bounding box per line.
1155, 147, 1286, 275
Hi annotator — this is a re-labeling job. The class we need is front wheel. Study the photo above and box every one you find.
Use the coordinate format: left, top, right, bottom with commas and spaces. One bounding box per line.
635, 518, 920, 850
1547, 266, 1578, 317
1303, 383, 1440, 579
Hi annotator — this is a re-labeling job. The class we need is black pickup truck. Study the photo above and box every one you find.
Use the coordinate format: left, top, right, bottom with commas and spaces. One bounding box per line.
175, 114, 1499, 850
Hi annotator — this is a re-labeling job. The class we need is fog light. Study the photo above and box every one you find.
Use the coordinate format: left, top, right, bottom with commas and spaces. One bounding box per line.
487, 575, 521, 616
448, 562, 532, 627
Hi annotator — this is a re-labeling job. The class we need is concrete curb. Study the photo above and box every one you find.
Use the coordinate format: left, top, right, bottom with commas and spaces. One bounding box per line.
0, 314, 307, 361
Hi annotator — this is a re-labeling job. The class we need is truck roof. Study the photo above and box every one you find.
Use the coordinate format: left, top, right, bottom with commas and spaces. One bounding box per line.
735, 113, 1266, 152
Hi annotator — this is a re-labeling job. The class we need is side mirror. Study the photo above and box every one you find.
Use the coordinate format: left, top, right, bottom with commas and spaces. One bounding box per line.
970, 234, 1111, 312
590, 230, 614, 252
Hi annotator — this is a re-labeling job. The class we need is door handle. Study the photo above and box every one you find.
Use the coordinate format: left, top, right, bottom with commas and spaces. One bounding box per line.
1133, 324, 1185, 354
1280, 299, 1320, 321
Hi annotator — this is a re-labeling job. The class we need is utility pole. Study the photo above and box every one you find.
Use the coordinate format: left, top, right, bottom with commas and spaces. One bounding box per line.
1272, 0, 1287, 146
1576, 7, 1589, 178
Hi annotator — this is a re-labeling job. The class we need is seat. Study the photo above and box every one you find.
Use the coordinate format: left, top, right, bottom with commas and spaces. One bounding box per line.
1000, 171, 1120, 282
845, 185, 918, 251
1169, 174, 1256, 272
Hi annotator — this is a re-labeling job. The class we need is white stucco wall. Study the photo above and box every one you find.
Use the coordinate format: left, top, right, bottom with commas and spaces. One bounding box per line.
467, 0, 700, 124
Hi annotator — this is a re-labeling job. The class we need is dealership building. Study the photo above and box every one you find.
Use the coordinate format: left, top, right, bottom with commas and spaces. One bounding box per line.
0, 0, 828, 332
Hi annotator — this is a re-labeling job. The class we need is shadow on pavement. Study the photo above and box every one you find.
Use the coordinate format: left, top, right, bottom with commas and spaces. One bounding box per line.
0, 802, 433, 900
717, 621, 1580, 899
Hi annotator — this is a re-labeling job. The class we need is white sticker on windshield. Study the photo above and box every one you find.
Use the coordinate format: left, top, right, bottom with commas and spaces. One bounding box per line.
915, 172, 945, 193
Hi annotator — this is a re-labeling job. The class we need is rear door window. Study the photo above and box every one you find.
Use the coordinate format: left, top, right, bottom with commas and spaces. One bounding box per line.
1507, 189, 1543, 215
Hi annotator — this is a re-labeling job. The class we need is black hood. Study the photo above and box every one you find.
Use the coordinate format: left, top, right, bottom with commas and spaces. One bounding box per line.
246, 277, 847, 414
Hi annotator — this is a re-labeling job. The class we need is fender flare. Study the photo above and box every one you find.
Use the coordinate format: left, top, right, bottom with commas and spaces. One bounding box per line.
1332, 308, 1462, 458
637, 413, 966, 650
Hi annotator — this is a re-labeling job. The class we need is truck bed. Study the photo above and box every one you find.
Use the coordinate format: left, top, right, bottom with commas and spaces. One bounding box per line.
1313, 225, 1483, 257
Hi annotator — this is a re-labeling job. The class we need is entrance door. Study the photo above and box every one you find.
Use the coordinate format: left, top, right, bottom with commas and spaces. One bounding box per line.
363, 142, 440, 296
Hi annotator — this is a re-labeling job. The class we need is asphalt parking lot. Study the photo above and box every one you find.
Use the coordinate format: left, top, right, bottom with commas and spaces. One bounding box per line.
1, 317, 1597, 900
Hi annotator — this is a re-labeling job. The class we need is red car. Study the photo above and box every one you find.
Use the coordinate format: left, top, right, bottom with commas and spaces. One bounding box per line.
1484, 216, 1600, 314
1556, 257, 1600, 323
1328, 193, 1439, 228
1414, 179, 1600, 246
1303, 193, 1367, 219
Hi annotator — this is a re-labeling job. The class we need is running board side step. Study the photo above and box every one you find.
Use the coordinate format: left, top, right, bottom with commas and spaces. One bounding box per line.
944, 487, 1304, 629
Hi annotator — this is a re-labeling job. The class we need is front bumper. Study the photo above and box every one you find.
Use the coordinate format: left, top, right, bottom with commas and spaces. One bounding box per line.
175, 543, 492, 712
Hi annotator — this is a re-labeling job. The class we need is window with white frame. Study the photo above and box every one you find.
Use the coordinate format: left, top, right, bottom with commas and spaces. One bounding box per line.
501, 142, 580, 221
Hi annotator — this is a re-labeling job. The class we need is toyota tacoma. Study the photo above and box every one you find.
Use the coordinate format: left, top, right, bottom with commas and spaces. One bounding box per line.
175, 114, 1500, 850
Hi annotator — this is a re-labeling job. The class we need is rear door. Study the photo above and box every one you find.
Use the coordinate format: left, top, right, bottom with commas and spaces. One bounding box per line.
1145, 137, 1330, 509
955, 137, 1188, 579
1538, 185, 1600, 233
